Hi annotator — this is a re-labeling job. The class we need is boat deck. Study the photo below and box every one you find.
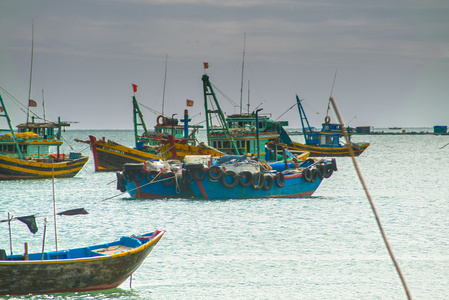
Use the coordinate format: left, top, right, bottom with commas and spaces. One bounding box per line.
93, 245, 134, 255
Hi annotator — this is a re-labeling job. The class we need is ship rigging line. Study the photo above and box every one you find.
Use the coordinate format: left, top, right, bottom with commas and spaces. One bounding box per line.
329, 97, 412, 300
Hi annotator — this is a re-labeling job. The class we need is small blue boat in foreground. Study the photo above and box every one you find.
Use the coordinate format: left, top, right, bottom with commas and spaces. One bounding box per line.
117, 155, 336, 199
0, 229, 165, 295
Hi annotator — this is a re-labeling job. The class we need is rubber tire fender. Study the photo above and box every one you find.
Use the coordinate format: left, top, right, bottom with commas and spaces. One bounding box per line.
263, 174, 274, 191
208, 165, 223, 181
116, 172, 126, 192
274, 172, 285, 188
302, 168, 312, 182
192, 168, 206, 181
221, 170, 239, 189
238, 171, 253, 188
323, 164, 334, 178
252, 172, 265, 190
161, 171, 176, 186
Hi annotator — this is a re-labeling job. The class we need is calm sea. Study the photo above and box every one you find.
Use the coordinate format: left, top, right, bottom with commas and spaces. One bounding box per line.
1, 129, 448, 300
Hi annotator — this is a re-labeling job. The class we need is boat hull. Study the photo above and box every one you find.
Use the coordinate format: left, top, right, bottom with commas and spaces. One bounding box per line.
0, 231, 164, 295
119, 161, 334, 200
89, 136, 162, 172
274, 141, 370, 157
189, 171, 321, 199
0, 155, 89, 180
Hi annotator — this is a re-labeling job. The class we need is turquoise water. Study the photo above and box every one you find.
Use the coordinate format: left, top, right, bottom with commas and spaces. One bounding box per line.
1, 130, 449, 299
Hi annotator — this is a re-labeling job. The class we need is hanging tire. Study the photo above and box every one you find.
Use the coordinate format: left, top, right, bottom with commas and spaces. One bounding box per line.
162, 172, 175, 186
192, 168, 206, 181
302, 169, 312, 182
133, 171, 145, 182
208, 166, 223, 181
252, 172, 265, 190
316, 165, 325, 180
146, 170, 160, 182
116, 172, 126, 192
238, 171, 253, 187
263, 174, 274, 191
221, 170, 239, 189
182, 169, 194, 184
274, 172, 285, 188
331, 158, 337, 171
310, 168, 318, 183
123, 170, 133, 182
323, 165, 334, 178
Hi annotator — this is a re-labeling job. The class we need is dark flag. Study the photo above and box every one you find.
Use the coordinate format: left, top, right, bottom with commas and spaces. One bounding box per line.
17, 215, 38, 234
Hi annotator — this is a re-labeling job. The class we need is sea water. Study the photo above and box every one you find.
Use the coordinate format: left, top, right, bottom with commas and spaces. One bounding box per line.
1, 129, 449, 299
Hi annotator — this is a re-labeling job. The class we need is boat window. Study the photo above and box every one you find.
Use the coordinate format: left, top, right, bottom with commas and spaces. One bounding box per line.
223, 141, 230, 148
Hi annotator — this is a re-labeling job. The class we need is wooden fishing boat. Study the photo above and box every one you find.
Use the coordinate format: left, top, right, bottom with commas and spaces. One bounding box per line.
0, 94, 88, 180
269, 95, 370, 157
202, 74, 286, 159
79, 88, 223, 172
116, 154, 336, 199
0, 229, 165, 295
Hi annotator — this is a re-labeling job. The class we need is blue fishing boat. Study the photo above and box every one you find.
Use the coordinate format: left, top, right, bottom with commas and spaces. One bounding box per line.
116, 155, 336, 199
268, 95, 370, 157
0, 229, 164, 295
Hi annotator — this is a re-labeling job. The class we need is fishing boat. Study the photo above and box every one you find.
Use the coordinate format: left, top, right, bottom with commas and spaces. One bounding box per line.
202, 74, 286, 159
0, 229, 165, 295
0, 94, 88, 180
116, 154, 336, 199
268, 95, 370, 157
80, 88, 223, 172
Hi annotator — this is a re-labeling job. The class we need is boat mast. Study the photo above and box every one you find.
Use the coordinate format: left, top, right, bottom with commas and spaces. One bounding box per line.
26, 21, 34, 125
132, 92, 152, 147
296, 94, 316, 144
42, 89, 46, 122
239, 33, 246, 115
325, 68, 338, 120
0, 93, 23, 159
162, 53, 168, 116
202, 74, 239, 154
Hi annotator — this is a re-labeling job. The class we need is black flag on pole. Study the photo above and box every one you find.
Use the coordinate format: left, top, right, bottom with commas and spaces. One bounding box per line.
17, 215, 38, 234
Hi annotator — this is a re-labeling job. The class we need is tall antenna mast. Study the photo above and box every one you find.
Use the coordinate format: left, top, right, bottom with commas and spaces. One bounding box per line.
42, 89, 46, 122
326, 67, 338, 119
26, 20, 34, 125
239, 32, 246, 115
162, 54, 168, 116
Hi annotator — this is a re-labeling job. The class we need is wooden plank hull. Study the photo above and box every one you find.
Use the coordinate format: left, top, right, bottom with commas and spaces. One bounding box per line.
0, 231, 164, 295
89, 136, 162, 172
0, 155, 88, 180
278, 141, 370, 157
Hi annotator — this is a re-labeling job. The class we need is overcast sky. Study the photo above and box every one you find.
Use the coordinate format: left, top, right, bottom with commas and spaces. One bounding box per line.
1, 0, 448, 130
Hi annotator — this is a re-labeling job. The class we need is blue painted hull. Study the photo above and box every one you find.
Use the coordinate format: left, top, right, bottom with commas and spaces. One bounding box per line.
188, 171, 321, 199
121, 175, 194, 199
118, 158, 336, 200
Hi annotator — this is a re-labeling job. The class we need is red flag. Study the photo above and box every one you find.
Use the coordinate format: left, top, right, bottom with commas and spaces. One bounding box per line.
0, 107, 3, 112
203, 62, 209, 69
186, 99, 194, 107
132, 84, 138, 93
29, 99, 37, 107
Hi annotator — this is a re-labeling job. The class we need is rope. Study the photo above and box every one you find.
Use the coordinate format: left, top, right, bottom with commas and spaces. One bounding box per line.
329, 97, 412, 300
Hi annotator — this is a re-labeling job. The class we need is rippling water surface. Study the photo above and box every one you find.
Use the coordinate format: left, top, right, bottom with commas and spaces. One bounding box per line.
1, 129, 448, 299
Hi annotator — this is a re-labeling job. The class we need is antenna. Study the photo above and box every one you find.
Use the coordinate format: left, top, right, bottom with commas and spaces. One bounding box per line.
326, 67, 338, 119
162, 53, 168, 116
239, 32, 246, 115
26, 20, 34, 125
